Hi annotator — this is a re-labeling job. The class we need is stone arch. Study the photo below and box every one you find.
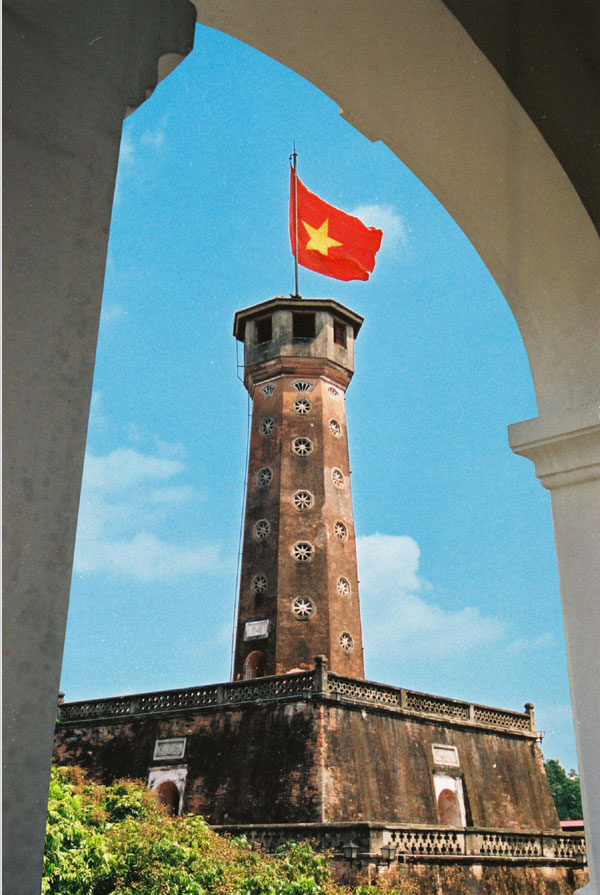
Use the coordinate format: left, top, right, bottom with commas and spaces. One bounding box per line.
194, 2, 599, 416
4, 5, 599, 893
189, 7, 599, 887
244, 650, 266, 680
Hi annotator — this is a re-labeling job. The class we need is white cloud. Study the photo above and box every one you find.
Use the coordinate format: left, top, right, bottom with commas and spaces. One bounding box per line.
149, 485, 198, 505
357, 533, 505, 661
506, 631, 555, 653
83, 448, 184, 492
76, 531, 220, 582
87, 391, 107, 431
99, 303, 126, 328
113, 122, 167, 205
139, 127, 166, 151
351, 204, 408, 254
152, 436, 188, 460
118, 133, 135, 166
74, 446, 221, 582
118, 122, 167, 169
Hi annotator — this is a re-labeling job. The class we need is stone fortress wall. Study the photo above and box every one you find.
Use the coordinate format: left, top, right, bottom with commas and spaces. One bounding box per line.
55, 662, 558, 829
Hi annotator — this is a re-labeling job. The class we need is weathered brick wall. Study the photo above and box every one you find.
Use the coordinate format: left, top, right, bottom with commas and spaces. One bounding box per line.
322, 702, 559, 829
54, 701, 322, 823
54, 694, 558, 830
341, 863, 588, 895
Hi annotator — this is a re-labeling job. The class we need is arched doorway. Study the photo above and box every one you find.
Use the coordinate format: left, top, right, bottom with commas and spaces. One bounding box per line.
155, 780, 180, 816
438, 788, 462, 827
244, 650, 265, 680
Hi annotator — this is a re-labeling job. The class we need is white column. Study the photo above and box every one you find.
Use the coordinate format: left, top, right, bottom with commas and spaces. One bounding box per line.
509, 402, 600, 894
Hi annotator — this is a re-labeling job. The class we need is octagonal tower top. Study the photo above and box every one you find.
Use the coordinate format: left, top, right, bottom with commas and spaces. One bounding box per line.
233, 296, 364, 394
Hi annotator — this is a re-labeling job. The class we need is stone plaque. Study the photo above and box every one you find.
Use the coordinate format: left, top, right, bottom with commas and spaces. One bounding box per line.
244, 619, 270, 640
432, 744, 459, 767
153, 737, 186, 760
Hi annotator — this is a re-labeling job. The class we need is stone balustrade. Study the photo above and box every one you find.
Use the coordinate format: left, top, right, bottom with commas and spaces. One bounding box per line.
212, 822, 586, 866
58, 663, 536, 735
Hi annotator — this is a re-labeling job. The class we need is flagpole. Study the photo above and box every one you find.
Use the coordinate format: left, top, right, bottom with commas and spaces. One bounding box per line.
290, 144, 300, 298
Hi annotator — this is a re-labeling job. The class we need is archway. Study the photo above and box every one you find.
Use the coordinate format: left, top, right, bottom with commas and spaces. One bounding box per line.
438, 789, 463, 827
155, 780, 181, 816
187, 9, 599, 890
4, 4, 598, 894
244, 651, 265, 680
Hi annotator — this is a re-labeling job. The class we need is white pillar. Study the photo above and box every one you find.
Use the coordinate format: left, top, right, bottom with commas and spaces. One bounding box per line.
509, 402, 600, 895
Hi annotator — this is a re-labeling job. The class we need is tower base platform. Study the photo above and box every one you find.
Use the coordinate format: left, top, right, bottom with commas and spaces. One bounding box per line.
54, 662, 586, 891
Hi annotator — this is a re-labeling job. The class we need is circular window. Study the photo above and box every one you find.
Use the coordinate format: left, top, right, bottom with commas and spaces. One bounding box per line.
292, 541, 314, 562
254, 519, 270, 540
261, 383, 276, 397
292, 436, 313, 456
334, 521, 348, 541
293, 380, 313, 392
331, 468, 345, 488
293, 397, 312, 415
327, 386, 340, 398
257, 467, 273, 487
292, 490, 314, 510
251, 574, 268, 595
337, 576, 351, 597
339, 632, 354, 651
291, 596, 316, 619
329, 419, 342, 437
259, 417, 275, 436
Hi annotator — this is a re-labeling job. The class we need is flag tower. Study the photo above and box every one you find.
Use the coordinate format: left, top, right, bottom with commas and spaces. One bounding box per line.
232, 296, 365, 680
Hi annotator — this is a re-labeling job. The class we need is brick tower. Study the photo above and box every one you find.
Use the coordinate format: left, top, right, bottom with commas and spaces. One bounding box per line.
232, 296, 365, 680
55, 296, 573, 888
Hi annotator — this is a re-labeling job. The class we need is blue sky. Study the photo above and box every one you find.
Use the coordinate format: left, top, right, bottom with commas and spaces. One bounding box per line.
60, 24, 577, 770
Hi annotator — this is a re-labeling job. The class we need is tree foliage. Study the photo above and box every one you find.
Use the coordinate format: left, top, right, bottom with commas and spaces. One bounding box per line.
543, 759, 583, 820
44, 767, 417, 895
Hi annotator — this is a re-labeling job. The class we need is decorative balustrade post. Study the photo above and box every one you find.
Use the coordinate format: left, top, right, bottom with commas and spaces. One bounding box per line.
525, 701, 536, 731
314, 655, 329, 695
468, 703, 476, 722
465, 829, 482, 856
541, 833, 553, 860
400, 689, 408, 709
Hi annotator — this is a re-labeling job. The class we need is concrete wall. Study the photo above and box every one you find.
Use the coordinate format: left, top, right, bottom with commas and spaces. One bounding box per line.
5, 3, 598, 893
3, 4, 196, 892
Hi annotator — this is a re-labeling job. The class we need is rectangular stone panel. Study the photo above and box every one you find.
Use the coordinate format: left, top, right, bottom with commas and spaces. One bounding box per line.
153, 737, 186, 760
244, 619, 270, 640
432, 744, 460, 766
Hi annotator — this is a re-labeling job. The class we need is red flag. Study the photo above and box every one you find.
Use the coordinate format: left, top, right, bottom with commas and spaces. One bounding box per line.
289, 167, 383, 281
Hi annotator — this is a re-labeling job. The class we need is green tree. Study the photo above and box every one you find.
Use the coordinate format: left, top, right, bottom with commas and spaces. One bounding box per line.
44, 767, 416, 895
544, 759, 583, 820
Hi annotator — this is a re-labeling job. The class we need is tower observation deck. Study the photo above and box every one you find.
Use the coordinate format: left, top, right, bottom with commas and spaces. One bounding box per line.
233, 296, 365, 680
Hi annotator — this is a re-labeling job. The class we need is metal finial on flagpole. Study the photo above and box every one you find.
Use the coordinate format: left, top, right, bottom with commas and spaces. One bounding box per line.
289, 143, 300, 298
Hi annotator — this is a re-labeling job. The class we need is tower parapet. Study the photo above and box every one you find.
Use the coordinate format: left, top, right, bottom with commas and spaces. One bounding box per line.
233, 297, 365, 680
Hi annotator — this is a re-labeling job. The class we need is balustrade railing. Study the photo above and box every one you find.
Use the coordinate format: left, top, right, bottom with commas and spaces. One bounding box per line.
213, 822, 586, 865
58, 664, 534, 733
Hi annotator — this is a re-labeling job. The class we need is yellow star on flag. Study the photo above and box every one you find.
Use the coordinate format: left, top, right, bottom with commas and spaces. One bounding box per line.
301, 218, 343, 256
